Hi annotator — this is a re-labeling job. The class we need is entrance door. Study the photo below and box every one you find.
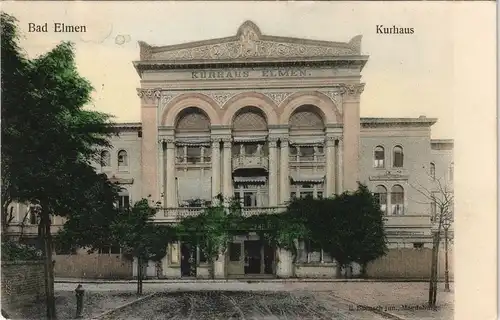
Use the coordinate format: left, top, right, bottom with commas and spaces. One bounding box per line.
227, 241, 244, 276
244, 240, 262, 274
263, 242, 275, 274
180, 242, 196, 277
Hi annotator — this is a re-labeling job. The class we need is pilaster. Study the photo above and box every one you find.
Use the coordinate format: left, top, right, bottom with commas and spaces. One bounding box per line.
268, 136, 279, 206
279, 137, 290, 205
161, 136, 176, 207
211, 137, 221, 202
340, 83, 364, 191
222, 137, 233, 200
325, 136, 336, 197
138, 88, 161, 199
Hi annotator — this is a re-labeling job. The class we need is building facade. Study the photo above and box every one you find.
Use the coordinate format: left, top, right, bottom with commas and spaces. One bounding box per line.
6, 21, 453, 279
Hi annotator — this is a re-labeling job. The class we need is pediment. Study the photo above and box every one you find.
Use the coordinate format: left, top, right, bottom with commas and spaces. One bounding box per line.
138, 21, 363, 63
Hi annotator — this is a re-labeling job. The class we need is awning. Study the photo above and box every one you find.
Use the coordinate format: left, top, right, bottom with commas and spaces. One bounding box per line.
233, 136, 268, 143
175, 137, 211, 145
290, 173, 325, 183
288, 136, 325, 145
234, 176, 267, 183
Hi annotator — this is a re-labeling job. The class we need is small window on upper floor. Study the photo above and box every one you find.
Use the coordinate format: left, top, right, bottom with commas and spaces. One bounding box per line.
430, 162, 436, 180
449, 162, 454, 181
391, 185, 405, 215
413, 243, 424, 249
118, 150, 128, 168
100, 150, 111, 167
393, 146, 404, 168
374, 146, 385, 168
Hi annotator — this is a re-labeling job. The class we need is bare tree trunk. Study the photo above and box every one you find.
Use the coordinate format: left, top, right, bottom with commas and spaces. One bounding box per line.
41, 209, 56, 319
428, 232, 440, 308
137, 256, 143, 295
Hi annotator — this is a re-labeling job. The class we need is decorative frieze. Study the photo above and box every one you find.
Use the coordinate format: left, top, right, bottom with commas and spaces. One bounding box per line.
205, 92, 238, 108
263, 92, 293, 106
137, 88, 162, 105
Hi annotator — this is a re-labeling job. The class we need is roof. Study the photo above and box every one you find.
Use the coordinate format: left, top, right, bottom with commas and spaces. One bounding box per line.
110, 122, 142, 130
133, 20, 369, 71
361, 117, 438, 125
431, 139, 454, 144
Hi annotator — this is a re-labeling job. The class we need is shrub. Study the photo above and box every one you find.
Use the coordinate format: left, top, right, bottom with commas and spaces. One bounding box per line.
1, 240, 42, 261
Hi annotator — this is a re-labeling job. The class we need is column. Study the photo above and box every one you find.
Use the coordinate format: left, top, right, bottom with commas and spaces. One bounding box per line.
211, 138, 221, 202
165, 138, 176, 207
222, 138, 233, 200
336, 137, 344, 194
279, 138, 290, 205
325, 136, 336, 196
158, 140, 165, 202
268, 138, 279, 206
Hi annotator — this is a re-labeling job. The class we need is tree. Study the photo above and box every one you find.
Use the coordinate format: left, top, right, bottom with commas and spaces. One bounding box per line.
349, 184, 388, 277
411, 175, 454, 307
176, 194, 236, 279
110, 198, 174, 295
282, 184, 387, 278
2, 12, 117, 319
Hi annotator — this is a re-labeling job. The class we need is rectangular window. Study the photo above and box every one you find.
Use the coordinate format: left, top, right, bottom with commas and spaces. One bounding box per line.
118, 195, 130, 210
203, 147, 211, 163
243, 192, 257, 207
229, 243, 241, 262
98, 245, 111, 254
299, 147, 315, 161
28, 206, 39, 225
413, 243, 424, 249
110, 245, 121, 254
186, 147, 201, 164
301, 191, 314, 199
198, 246, 208, 263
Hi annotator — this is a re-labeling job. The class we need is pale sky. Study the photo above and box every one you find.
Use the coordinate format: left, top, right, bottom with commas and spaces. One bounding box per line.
4, 1, 491, 139
2, 2, 497, 318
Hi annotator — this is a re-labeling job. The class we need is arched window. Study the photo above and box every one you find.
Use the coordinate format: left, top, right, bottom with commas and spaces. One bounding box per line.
374, 146, 385, 168
374, 185, 387, 214
118, 150, 128, 168
393, 146, 404, 168
430, 162, 436, 180
391, 185, 404, 215
449, 162, 454, 181
100, 150, 111, 167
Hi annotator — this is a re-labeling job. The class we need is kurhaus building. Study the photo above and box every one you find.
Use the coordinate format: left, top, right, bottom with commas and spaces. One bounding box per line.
7, 21, 453, 279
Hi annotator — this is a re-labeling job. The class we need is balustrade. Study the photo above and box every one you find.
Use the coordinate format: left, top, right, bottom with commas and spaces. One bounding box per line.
161, 206, 286, 219
232, 155, 269, 171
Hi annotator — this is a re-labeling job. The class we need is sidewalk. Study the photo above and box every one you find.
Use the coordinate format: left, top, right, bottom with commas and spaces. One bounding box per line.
55, 277, 453, 284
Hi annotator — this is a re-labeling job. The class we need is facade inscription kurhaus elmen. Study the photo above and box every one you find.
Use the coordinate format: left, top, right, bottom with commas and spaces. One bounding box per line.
9, 21, 453, 280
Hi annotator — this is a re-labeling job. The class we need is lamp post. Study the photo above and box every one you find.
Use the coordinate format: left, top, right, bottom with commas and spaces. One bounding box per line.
442, 218, 451, 292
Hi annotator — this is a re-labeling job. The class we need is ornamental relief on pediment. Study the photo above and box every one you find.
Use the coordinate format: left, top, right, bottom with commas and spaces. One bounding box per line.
152, 41, 355, 61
